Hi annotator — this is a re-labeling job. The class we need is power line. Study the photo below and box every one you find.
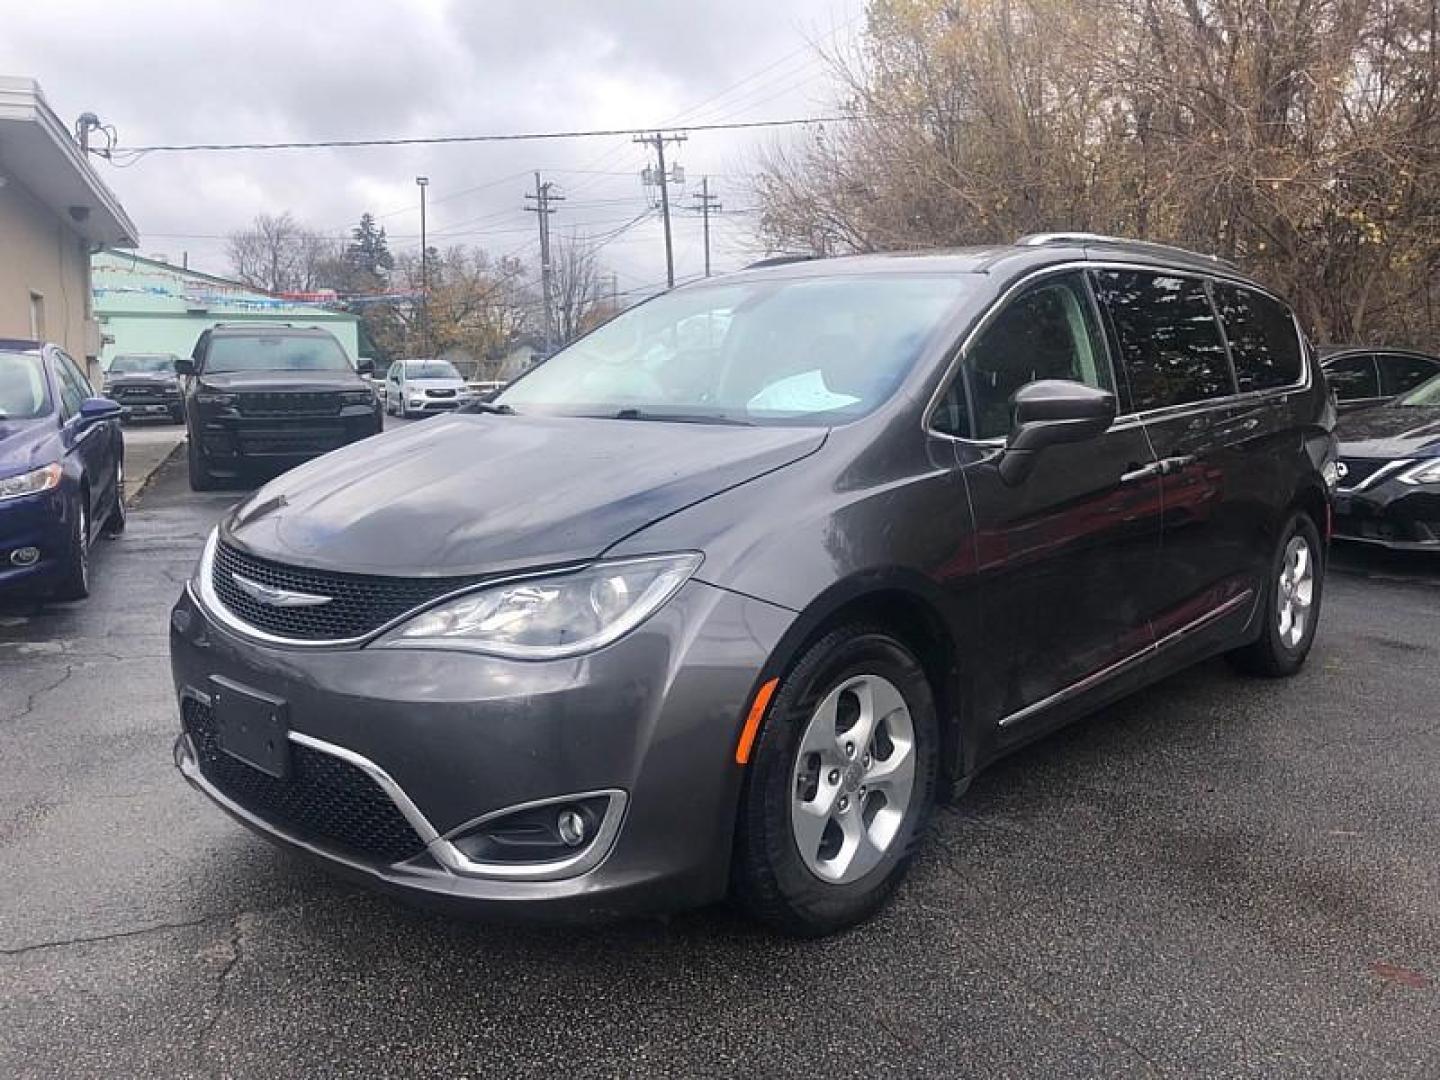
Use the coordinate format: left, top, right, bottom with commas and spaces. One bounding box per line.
111, 115, 849, 155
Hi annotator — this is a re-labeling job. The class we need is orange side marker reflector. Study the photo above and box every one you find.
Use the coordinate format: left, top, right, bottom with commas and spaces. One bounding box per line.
735, 678, 779, 765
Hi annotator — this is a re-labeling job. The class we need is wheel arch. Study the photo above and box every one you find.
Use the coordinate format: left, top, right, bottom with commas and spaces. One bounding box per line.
756, 572, 967, 787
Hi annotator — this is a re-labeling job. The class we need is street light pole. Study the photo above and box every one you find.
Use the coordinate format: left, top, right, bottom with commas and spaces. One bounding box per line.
416, 176, 430, 357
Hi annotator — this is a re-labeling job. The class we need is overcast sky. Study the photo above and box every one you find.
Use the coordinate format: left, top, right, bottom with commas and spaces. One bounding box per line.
2, 0, 863, 296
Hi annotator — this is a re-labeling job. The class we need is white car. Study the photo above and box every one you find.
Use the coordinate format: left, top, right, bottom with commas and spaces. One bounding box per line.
385, 359, 473, 418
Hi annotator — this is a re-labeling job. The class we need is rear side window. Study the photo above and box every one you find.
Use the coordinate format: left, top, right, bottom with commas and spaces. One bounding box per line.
1212, 284, 1302, 392
1377, 353, 1439, 397
1323, 354, 1379, 400
963, 273, 1112, 439
1093, 270, 1233, 411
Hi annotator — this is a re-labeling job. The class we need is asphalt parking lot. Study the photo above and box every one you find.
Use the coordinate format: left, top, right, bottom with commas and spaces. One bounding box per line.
2, 438, 1437, 1078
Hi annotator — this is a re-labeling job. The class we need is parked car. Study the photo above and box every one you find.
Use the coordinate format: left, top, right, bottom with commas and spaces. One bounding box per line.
385, 358, 473, 417
1320, 346, 1440, 413
1332, 372, 1440, 549
170, 235, 1334, 935
0, 339, 125, 600
103, 352, 184, 422
178, 324, 382, 491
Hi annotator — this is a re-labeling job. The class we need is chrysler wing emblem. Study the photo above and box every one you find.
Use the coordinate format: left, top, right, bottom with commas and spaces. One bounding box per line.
230, 573, 333, 608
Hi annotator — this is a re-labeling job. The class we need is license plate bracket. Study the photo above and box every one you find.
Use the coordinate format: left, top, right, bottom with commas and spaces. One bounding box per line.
211, 677, 291, 779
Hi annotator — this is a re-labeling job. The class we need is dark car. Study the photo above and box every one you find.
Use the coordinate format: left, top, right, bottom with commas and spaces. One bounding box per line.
1332, 373, 1440, 549
178, 324, 382, 491
104, 352, 184, 422
170, 235, 1334, 935
0, 340, 125, 600
1320, 346, 1440, 413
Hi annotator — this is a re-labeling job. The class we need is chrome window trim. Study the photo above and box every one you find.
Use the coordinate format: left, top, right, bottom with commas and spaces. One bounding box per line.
998, 588, 1255, 728
923, 259, 1312, 447
180, 687, 628, 883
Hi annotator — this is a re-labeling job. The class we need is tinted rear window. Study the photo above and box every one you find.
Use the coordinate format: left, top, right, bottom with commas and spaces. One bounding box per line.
203, 334, 351, 374
1093, 270, 1234, 411
1213, 285, 1302, 392
1323, 354, 1378, 400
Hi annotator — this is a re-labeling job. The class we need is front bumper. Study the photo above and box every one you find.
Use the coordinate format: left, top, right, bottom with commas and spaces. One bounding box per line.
192, 407, 382, 468
1334, 479, 1440, 550
0, 489, 74, 594
404, 396, 468, 413
169, 577, 793, 919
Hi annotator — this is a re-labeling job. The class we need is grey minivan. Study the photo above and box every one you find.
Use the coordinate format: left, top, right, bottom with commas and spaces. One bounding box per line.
171, 235, 1335, 935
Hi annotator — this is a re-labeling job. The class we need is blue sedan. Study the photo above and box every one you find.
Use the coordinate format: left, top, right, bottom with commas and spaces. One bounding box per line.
0, 339, 126, 600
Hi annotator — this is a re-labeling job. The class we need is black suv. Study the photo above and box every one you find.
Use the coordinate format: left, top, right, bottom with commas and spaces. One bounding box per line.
172, 236, 1336, 935
177, 325, 382, 490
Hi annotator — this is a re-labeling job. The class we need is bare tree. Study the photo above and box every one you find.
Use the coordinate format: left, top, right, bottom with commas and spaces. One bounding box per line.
755, 0, 1440, 347
227, 212, 340, 294
550, 233, 615, 345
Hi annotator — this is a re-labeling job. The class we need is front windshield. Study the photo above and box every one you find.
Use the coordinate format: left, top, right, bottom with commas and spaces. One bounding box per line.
407, 360, 461, 379
204, 334, 352, 374
497, 275, 973, 425
108, 354, 175, 375
1397, 374, 1440, 407
0, 352, 52, 419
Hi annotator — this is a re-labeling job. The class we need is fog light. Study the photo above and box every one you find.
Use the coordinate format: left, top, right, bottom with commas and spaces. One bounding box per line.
10, 547, 39, 567
557, 808, 587, 847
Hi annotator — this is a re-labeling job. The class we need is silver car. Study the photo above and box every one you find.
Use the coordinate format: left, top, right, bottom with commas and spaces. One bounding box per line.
384, 358, 472, 418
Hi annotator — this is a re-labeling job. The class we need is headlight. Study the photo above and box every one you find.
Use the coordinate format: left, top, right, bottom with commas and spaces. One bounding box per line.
196, 391, 237, 407
340, 390, 374, 406
1398, 459, 1440, 485
376, 553, 702, 658
0, 463, 63, 502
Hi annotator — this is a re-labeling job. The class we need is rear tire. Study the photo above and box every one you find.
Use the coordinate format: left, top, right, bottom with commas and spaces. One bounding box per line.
1228, 510, 1324, 677
54, 492, 91, 601
734, 624, 940, 937
187, 436, 218, 492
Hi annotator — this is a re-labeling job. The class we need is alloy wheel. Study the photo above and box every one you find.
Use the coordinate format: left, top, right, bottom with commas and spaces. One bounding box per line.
789, 673, 916, 885
1277, 534, 1314, 649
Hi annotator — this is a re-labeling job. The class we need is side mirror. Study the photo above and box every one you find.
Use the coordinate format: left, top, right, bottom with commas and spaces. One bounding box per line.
998, 379, 1116, 485
78, 396, 125, 425
174, 357, 196, 376
356, 357, 374, 375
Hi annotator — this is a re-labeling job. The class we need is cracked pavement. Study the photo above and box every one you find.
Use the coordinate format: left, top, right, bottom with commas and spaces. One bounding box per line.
2, 455, 1438, 1078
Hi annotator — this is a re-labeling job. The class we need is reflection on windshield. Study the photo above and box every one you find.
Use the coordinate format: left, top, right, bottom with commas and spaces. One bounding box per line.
1399, 375, 1440, 407
204, 335, 352, 374
497, 275, 972, 426
407, 361, 462, 379
0, 352, 51, 419
109, 354, 175, 375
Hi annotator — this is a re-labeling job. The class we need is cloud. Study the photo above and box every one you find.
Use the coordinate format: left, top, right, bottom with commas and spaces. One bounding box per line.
1, 0, 858, 284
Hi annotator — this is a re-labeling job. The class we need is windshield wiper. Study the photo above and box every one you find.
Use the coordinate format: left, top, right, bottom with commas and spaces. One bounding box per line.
459, 400, 515, 415
610, 408, 752, 426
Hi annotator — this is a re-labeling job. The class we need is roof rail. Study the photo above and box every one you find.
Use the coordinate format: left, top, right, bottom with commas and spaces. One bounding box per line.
745, 254, 819, 269
209, 321, 298, 329
1016, 232, 1237, 270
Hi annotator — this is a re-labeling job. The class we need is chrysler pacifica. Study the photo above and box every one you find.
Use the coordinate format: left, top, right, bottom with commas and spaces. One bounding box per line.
171, 235, 1335, 935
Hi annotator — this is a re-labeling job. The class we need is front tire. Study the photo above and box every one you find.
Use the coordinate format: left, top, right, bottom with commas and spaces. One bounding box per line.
1228, 510, 1324, 677
102, 458, 126, 536
734, 625, 940, 937
187, 436, 218, 492
54, 493, 91, 601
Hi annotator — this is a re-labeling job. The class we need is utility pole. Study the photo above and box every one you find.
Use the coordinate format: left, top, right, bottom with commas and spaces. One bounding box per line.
416, 176, 430, 357
635, 132, 687, 288
693, 177, 722, 278
525, 172, 563, 354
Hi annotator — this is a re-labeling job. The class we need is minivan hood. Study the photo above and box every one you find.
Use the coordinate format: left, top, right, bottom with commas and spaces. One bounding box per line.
405, 376, 467, 390
1336, 405, 1440, 459
199, 370, 364, 392
224, 413, 826, 576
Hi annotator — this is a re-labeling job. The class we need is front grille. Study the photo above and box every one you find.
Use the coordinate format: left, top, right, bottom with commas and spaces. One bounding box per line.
426, 388, 457, 399
1337, 457, 1390, 489
237, 391, 341, 418
211, 539, 483, 641
183, 698, 426, 864
236, 426, 347, 456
